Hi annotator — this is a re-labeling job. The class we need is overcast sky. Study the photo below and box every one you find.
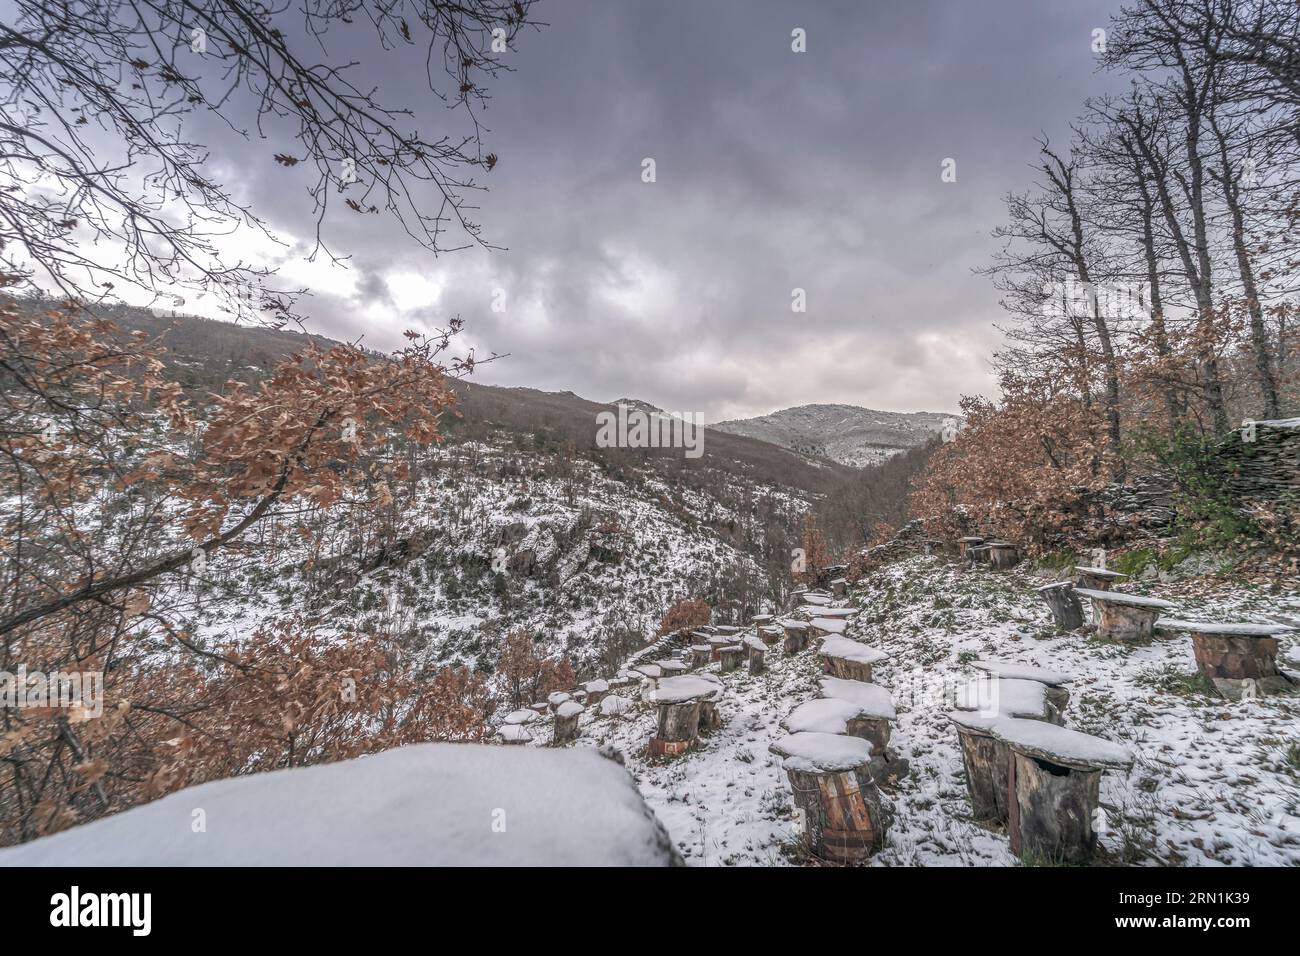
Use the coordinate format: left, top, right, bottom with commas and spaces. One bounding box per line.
202, 0, 1133, 422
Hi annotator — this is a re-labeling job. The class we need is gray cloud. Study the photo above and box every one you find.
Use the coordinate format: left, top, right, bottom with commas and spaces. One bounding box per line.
198, 0, 1132, 419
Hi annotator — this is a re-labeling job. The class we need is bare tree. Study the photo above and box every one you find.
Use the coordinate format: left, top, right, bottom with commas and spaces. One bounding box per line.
1205, 89, 1284, 415
982, 141, 1128, 457
0, 0, 540, 325
1108, 0, 1234, 431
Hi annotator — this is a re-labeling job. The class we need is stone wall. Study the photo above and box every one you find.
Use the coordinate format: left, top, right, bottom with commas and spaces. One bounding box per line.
1217, 419, 1300, 505
849, 519, 930, 577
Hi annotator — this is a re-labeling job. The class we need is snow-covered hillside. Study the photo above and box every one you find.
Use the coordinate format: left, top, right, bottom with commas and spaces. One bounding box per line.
191, 435, 806, 674
712, 404, 956, 468
550, 555, 1300, 866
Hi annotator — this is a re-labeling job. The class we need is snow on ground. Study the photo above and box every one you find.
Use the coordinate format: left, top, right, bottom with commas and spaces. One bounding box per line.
0, 743, 680, 866
560, 554, 1300, 866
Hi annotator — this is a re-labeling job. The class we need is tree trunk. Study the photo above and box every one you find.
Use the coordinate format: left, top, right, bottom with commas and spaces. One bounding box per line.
1209, 115, 1281, 418
649, 699, 700, 757
1039, 582, 1084, 631
1130, 158, 1182, 427
786, 767, 886, 863
845, 715, 891, 755
1191, 633, 1281, 680
698, 699, 721, 733
987, 544, 1020, 570
1095, 602, 1160, 642
821, 654, 876, 683
1123, 105, 1229, 433
553, 711, 580, 744
957, 726, 1010, 823
1008, 751, 1101, 864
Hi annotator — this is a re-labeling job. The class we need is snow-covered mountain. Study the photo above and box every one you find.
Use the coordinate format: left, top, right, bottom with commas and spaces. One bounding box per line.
712, 404, 957, 468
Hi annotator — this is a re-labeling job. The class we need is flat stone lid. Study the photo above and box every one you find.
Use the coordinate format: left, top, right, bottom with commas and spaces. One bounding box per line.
829, 577, 848, 585
1073, 587, 1177, 609
986, 541, 1016, 548
582, 679, 609, 694
555, 700, 584, 718
1035, 580, 1075, 592
1074, 566, 1127, 578
652, 675, 719, 704
959, 536, 984, 542
690, 630, 715, 640
497, 724, 533, 742
742, 635, 767, 651
816, 677, 897, 720
818, 635, 889, 665
990, 718, 1134, 771
769, 732, 874, 774
693, 672, 723, 689
801, 593, 833, 606
547, 691, 572, 705
778, 619, 810, 630
707, 635, 732, 647
760, 624, 784, 636
947, 710, 1001, 735
806, 607, 858, 618
752, 614, 774, 624
1157, 619, 1294, 637
781, 698, 876, 735
808, 617, 849, 634
971, 659, 1073, 686
504, 709, 538, 725
631, 663, 662, 678
955, 677, 1050, 720
713, 625, 742, 634
656, 660, 687, 673
690, 643, 711, 652
719, 642, 743, 652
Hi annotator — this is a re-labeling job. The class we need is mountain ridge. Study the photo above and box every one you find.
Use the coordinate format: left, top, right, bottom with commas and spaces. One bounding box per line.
712, 402, 957, 468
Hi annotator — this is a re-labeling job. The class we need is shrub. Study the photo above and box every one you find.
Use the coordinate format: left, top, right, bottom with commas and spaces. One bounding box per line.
656, 597, 712, 637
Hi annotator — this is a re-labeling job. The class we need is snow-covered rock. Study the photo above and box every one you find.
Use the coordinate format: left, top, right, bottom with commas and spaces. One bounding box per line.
0, 744, 682, 866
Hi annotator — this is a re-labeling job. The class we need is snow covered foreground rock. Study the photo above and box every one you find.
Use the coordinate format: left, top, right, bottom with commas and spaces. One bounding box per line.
0, 744, 682, 866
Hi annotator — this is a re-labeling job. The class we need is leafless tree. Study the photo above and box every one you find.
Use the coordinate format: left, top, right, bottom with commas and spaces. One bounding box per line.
0, 0, 540, 325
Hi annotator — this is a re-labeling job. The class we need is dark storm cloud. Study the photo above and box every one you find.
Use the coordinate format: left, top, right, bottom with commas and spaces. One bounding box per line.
199, 0, 1132, 419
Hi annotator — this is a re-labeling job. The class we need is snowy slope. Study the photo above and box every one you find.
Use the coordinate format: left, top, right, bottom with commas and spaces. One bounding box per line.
185, 436, 807, 674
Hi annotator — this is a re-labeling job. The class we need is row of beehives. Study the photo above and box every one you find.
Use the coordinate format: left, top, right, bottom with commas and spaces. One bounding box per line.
763, 592, 905, 864
784, 579, 1138, 865
1035, 563, 1296, 701
489, 620, 748, 748
772, 585, 1137, 865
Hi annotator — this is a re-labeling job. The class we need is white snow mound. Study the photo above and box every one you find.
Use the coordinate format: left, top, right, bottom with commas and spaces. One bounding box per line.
0, 744, 681, 866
